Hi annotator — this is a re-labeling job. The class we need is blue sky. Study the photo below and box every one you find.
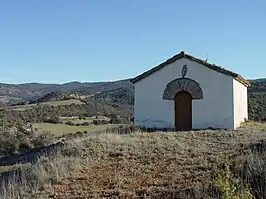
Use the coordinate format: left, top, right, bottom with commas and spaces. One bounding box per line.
0, 0, 265, 84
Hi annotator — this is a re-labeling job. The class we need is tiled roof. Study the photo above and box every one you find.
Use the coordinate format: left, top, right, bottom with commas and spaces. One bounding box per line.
130, 51, 250, 87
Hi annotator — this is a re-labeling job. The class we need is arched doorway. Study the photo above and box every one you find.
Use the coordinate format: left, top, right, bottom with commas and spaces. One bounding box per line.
175, 91, 192, 131
162, 77, 203, 131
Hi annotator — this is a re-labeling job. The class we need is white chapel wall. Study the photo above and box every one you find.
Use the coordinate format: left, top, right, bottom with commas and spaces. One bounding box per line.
134, 58, 235, 129
233, 79, 248, 128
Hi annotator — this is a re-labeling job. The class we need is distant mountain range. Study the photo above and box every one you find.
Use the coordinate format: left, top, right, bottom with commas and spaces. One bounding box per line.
248, 78, 266, 93
0, 79, 133, 103
1, 78, 266, 105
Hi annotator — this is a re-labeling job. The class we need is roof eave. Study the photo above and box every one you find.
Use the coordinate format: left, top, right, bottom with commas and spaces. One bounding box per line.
234, 76, 251, 87
130, 51, 250, 87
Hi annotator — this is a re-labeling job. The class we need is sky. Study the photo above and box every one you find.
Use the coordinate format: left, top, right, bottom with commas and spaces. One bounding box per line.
0, 0, 265, 84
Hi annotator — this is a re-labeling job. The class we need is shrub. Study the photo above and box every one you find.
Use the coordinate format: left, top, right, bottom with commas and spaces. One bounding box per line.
110, 117, 122, 124
93, 119, 109, 125
78, 115, 86, 120
30, 131, 54, 148
43, 116, 60, 124
101, 120, 109, 125
84, 113, 91, 117
65, 121, 75, 126
93, 120, 101, 125
81, 122, 90, 126
76, 131, 84, 137
0, 131, 19, 155
216, 165, 254, 199
0, 127, 54, 156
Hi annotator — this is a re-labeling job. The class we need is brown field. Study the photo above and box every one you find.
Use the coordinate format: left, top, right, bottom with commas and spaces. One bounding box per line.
2, 122, 266, 199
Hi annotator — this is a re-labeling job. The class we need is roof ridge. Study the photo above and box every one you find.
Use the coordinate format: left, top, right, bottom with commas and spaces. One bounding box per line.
130, 51, 250, 87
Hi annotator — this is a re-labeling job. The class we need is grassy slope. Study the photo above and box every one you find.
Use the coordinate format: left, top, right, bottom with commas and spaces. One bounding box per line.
40, 99, 84, 106
22, 122, 266, 199
7, 99, 84, 111
60, 116, 110, 123
33, 123, 117, 136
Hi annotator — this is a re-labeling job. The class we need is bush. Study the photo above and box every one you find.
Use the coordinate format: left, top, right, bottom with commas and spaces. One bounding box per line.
110, 117, 122, 124
93, 119, 109, 125
18, 142, 32, 152
43, 116, 60, 124
0, 127, 54, 156
76, 131, 84, 137
216, 165, 254, 199
65, 121, 75, 126
30, 131, 54, 148
0, 131, 19, 155
78, 115, 86, 120
81, 122, 91, 126
101, 120, 109, 125
93, 120, 100, 125
84, 113, 92, 117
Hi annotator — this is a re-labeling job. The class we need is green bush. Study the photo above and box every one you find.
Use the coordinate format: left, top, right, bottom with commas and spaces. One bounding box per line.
65, 121, 75, 126
110, 115, 122, 124
30, 131, 54, 148
0, 126, 54, 156
216, 165, 254, 199
81, 122, 90, 126
0, 131, 19, 155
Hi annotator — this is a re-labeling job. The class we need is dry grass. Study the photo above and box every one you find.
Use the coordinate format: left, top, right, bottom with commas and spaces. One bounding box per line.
40, 99, 84, 106
0, 151, 82, 199
59, 116, 109, 122
2, 123, 266, 198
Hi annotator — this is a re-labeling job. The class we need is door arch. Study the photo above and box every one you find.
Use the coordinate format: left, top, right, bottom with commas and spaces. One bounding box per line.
163, 78, 203, 100
175, 91, 192, 130
163, 78, 203, 131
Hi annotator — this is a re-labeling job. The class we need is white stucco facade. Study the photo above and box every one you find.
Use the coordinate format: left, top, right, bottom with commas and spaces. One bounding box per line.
133, 56, 249, 130
233, 79, 248, 128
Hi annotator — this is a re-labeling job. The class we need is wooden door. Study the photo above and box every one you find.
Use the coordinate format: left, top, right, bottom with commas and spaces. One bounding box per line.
175, 91, 192, 131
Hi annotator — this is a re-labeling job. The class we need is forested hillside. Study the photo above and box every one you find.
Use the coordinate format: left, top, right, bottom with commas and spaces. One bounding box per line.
248, 79, 266, 121
2, 78, 266, 122
0, 79, 133, 102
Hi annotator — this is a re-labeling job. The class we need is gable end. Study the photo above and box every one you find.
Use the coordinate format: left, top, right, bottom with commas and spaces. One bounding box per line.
130, 51, 250, 87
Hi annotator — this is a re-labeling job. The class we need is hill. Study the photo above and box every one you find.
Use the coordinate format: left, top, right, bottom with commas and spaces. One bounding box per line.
248, 78, 266, 93
3, 77, 266, 122
6, 100, 132, 124
0, 79, 133, 102
92, 87, 134, 105
2, 78, 266, 104
28, 91, 82, 104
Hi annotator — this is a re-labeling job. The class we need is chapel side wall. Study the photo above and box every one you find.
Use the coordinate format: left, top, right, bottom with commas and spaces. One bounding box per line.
134, 58, 235, 129
233, 79, 248, 129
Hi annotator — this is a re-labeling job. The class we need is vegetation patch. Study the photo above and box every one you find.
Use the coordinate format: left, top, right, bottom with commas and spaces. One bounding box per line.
32, 123, 118, 136
0, 124, 263, 198
40, 99, 84, 106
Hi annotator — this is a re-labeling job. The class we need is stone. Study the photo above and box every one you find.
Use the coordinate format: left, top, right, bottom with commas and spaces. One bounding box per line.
162, 78, 203, 100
